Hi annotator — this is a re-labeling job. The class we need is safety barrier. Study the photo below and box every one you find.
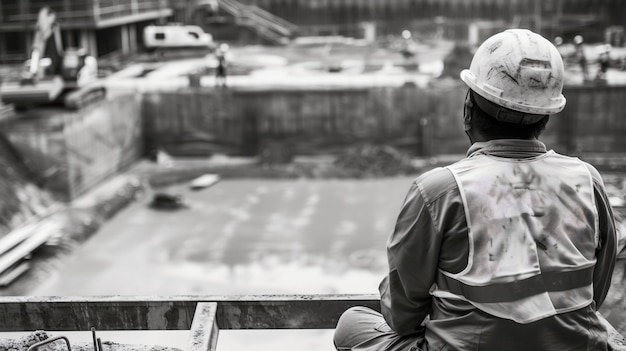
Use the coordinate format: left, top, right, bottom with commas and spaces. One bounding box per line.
0, 295, 623, 351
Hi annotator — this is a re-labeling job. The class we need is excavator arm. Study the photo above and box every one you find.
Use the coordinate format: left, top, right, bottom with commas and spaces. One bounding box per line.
0, 7, 68, 108
25, 7, 64, 82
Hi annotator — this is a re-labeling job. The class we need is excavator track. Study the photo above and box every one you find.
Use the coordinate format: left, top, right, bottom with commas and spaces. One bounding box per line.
0, 77, 65, 108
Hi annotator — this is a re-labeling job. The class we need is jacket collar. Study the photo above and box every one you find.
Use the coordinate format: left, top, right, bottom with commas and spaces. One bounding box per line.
467, 139, 548, 158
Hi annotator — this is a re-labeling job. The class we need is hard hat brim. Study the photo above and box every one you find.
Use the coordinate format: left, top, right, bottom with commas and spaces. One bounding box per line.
460, 69, 566, 115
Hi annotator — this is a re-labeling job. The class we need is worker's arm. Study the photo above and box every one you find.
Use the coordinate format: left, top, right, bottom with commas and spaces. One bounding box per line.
589, 174, 617, 309
379, 169, 466, 336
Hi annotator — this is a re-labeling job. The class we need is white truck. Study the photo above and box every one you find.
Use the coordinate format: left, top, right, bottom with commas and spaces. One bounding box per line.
143, 24, 215, 50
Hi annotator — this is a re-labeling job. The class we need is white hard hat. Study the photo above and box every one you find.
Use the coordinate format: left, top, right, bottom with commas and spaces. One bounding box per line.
574, 35, 584, 45
219, 43, 229, 52
554, 36, 563, 46
402, 30, 412, 40
460, 29, 566, 120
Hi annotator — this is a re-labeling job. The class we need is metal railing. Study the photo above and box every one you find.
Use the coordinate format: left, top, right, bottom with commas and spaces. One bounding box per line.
217, 0, 298, 43
0, 295, 623, 351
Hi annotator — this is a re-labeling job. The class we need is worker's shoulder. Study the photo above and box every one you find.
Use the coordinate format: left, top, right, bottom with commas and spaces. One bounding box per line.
580, 161, 602, 179
413, 166, 458, 201
554, 152, 604, 185
553, 152, 604, 184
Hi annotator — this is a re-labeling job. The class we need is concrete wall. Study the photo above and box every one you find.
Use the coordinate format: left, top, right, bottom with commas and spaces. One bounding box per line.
1, 94, 143, 201
143, 83, 626, 159
143, 85, 466, 157
556, 85, 626, 154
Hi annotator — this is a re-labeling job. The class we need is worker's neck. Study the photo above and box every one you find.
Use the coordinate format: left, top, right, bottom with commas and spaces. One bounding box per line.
467, 132, 537, 144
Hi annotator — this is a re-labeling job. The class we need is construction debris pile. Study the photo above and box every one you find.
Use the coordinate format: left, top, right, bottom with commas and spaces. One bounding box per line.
333, 144, 419, 177
0, 138, 54, 236
0, 330, 182, 351
0, 330, 48, 351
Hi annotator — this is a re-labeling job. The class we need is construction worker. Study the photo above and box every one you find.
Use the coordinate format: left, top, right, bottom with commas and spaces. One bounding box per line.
574, 35, 589, 81
596, 44, 612, 81
334, 29, 617, 351
400, 29, 418, 69
215, 43, 229, 88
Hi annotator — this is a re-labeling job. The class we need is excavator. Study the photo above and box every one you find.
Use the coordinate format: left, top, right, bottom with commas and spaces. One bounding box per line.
0, 7, 105, 110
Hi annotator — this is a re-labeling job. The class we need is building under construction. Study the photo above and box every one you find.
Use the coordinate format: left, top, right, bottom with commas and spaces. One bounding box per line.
0, 0, 172, 64
242, 0, 625, 26
240, 0, 625, 43
1, 0, 625, 64
182, 0, 626, 47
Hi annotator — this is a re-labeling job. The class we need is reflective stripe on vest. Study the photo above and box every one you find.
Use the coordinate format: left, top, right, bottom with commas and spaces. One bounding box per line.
436, 151, 599, 323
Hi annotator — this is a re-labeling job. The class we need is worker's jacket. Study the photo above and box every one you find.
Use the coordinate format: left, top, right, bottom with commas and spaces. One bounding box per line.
379, 139, 617, 351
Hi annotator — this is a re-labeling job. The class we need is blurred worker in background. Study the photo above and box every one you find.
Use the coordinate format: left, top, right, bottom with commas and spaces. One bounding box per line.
215, 43, 229, 88
596, 44, 612, 82
334, 29, 617, 351
554, 36, 563, 46
574, 35, 589, 81
400, 29, 418, 70
553, 36, 565, 57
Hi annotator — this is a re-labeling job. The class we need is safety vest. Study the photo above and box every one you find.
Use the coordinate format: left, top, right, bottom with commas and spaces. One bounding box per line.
433, 151, 599, 324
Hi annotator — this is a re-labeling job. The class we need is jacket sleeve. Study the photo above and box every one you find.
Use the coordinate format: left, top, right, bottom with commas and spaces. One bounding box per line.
590, 176, 617, 309
379, 181, 441, 336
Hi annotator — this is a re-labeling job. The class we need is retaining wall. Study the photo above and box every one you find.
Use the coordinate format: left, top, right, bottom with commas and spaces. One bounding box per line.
1, 95, 143, 201
558, 85, 626, 154
143, 84, 467, 157
143, 83, 626, 158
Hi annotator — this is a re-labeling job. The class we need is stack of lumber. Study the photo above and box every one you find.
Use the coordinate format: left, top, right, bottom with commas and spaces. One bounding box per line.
0, 220, 61, 286
0, 103, 14, 122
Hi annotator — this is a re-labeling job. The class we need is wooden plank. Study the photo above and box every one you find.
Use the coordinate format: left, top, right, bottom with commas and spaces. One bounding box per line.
0, 222, 60, 275
188, 302, 219, 351
0, 261, 31, 287
214, 295, 380, 330
0, 297, 196, 331
0, 294, 378, 331
190, 174, 220, 190
0, 222, 39, 256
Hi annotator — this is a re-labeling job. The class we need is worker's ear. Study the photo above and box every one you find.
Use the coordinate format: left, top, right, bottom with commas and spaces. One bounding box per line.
463, 89, 473, 132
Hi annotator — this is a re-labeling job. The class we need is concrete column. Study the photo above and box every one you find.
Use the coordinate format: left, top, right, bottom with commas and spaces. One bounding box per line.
121, 24, 130, 54
0, 34, 6, 63
63, 30, 73, 49
93, 0, 101, 22
128, 23, 137, 53
80, 29, 98, 57
25, 33, 33, 57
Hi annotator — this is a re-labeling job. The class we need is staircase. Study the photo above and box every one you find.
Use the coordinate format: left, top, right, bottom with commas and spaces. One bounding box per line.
204, 0, 299, 44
